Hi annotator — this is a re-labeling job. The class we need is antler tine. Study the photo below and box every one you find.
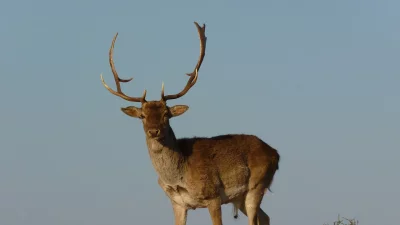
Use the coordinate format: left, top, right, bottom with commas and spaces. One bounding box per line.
186, 22, 207, 77
161, 22, 207, 101
100, 32, 147, 103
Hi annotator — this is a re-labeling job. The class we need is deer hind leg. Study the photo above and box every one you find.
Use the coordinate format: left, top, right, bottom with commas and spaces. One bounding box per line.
171, 201, 187, 225
207, 198, 223, 225
256, 208, 270, 225
237, 187, 268, 225
238, 204, 270, 225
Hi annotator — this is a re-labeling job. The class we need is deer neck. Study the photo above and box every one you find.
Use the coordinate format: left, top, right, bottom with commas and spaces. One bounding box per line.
145, 126, 184, 186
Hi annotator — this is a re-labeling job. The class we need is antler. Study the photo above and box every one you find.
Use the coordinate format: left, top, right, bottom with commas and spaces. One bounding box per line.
100, 33, 147, 103
161, 22, 207, 101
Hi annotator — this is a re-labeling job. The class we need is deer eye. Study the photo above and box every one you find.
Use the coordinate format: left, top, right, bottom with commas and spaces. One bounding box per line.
139, 114, 145, 119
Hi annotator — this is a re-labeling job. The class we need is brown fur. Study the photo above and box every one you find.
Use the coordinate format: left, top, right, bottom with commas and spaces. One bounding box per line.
120, 101, 280, 225
101, 22, 280, 225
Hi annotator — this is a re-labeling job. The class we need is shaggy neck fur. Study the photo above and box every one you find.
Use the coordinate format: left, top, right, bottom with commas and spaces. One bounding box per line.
145, 127, 185, 186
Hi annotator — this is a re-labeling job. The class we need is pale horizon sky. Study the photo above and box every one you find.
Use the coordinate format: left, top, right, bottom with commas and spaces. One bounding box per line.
1, 0, 399, 225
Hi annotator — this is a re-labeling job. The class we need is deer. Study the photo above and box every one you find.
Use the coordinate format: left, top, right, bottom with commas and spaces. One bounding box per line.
100, 22, 280, 225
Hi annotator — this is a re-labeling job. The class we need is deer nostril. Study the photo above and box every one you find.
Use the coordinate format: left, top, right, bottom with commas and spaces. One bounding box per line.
148, 129, 160, 137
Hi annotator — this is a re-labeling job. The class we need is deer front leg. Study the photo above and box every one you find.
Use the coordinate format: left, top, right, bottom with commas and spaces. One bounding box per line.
171, 201, 187, 225
207, 198, 223, 225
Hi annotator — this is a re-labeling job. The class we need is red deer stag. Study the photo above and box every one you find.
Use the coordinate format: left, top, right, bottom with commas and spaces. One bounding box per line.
100, 22, 280, 225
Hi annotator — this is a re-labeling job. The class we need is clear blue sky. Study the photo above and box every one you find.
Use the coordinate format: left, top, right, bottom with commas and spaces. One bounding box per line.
1, 0, 399, 224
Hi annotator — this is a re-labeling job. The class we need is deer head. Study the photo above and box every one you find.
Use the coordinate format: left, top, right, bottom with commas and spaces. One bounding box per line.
100, 22, 207, 141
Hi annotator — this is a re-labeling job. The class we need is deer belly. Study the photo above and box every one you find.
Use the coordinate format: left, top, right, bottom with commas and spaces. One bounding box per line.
164, 185, 248, 209
219, 185, 248, 204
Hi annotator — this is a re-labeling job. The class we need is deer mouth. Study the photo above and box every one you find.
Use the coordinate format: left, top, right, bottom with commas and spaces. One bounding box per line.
148, 134, 165, 142
156, 135, 166, 142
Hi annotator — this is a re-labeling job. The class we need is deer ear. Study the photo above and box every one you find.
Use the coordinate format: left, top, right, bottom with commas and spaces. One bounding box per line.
121, 106, 142, 118
169, 105, 189, 117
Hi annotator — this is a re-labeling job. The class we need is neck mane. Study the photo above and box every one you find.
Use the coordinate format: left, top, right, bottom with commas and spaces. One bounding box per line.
145, 127, 185, 186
